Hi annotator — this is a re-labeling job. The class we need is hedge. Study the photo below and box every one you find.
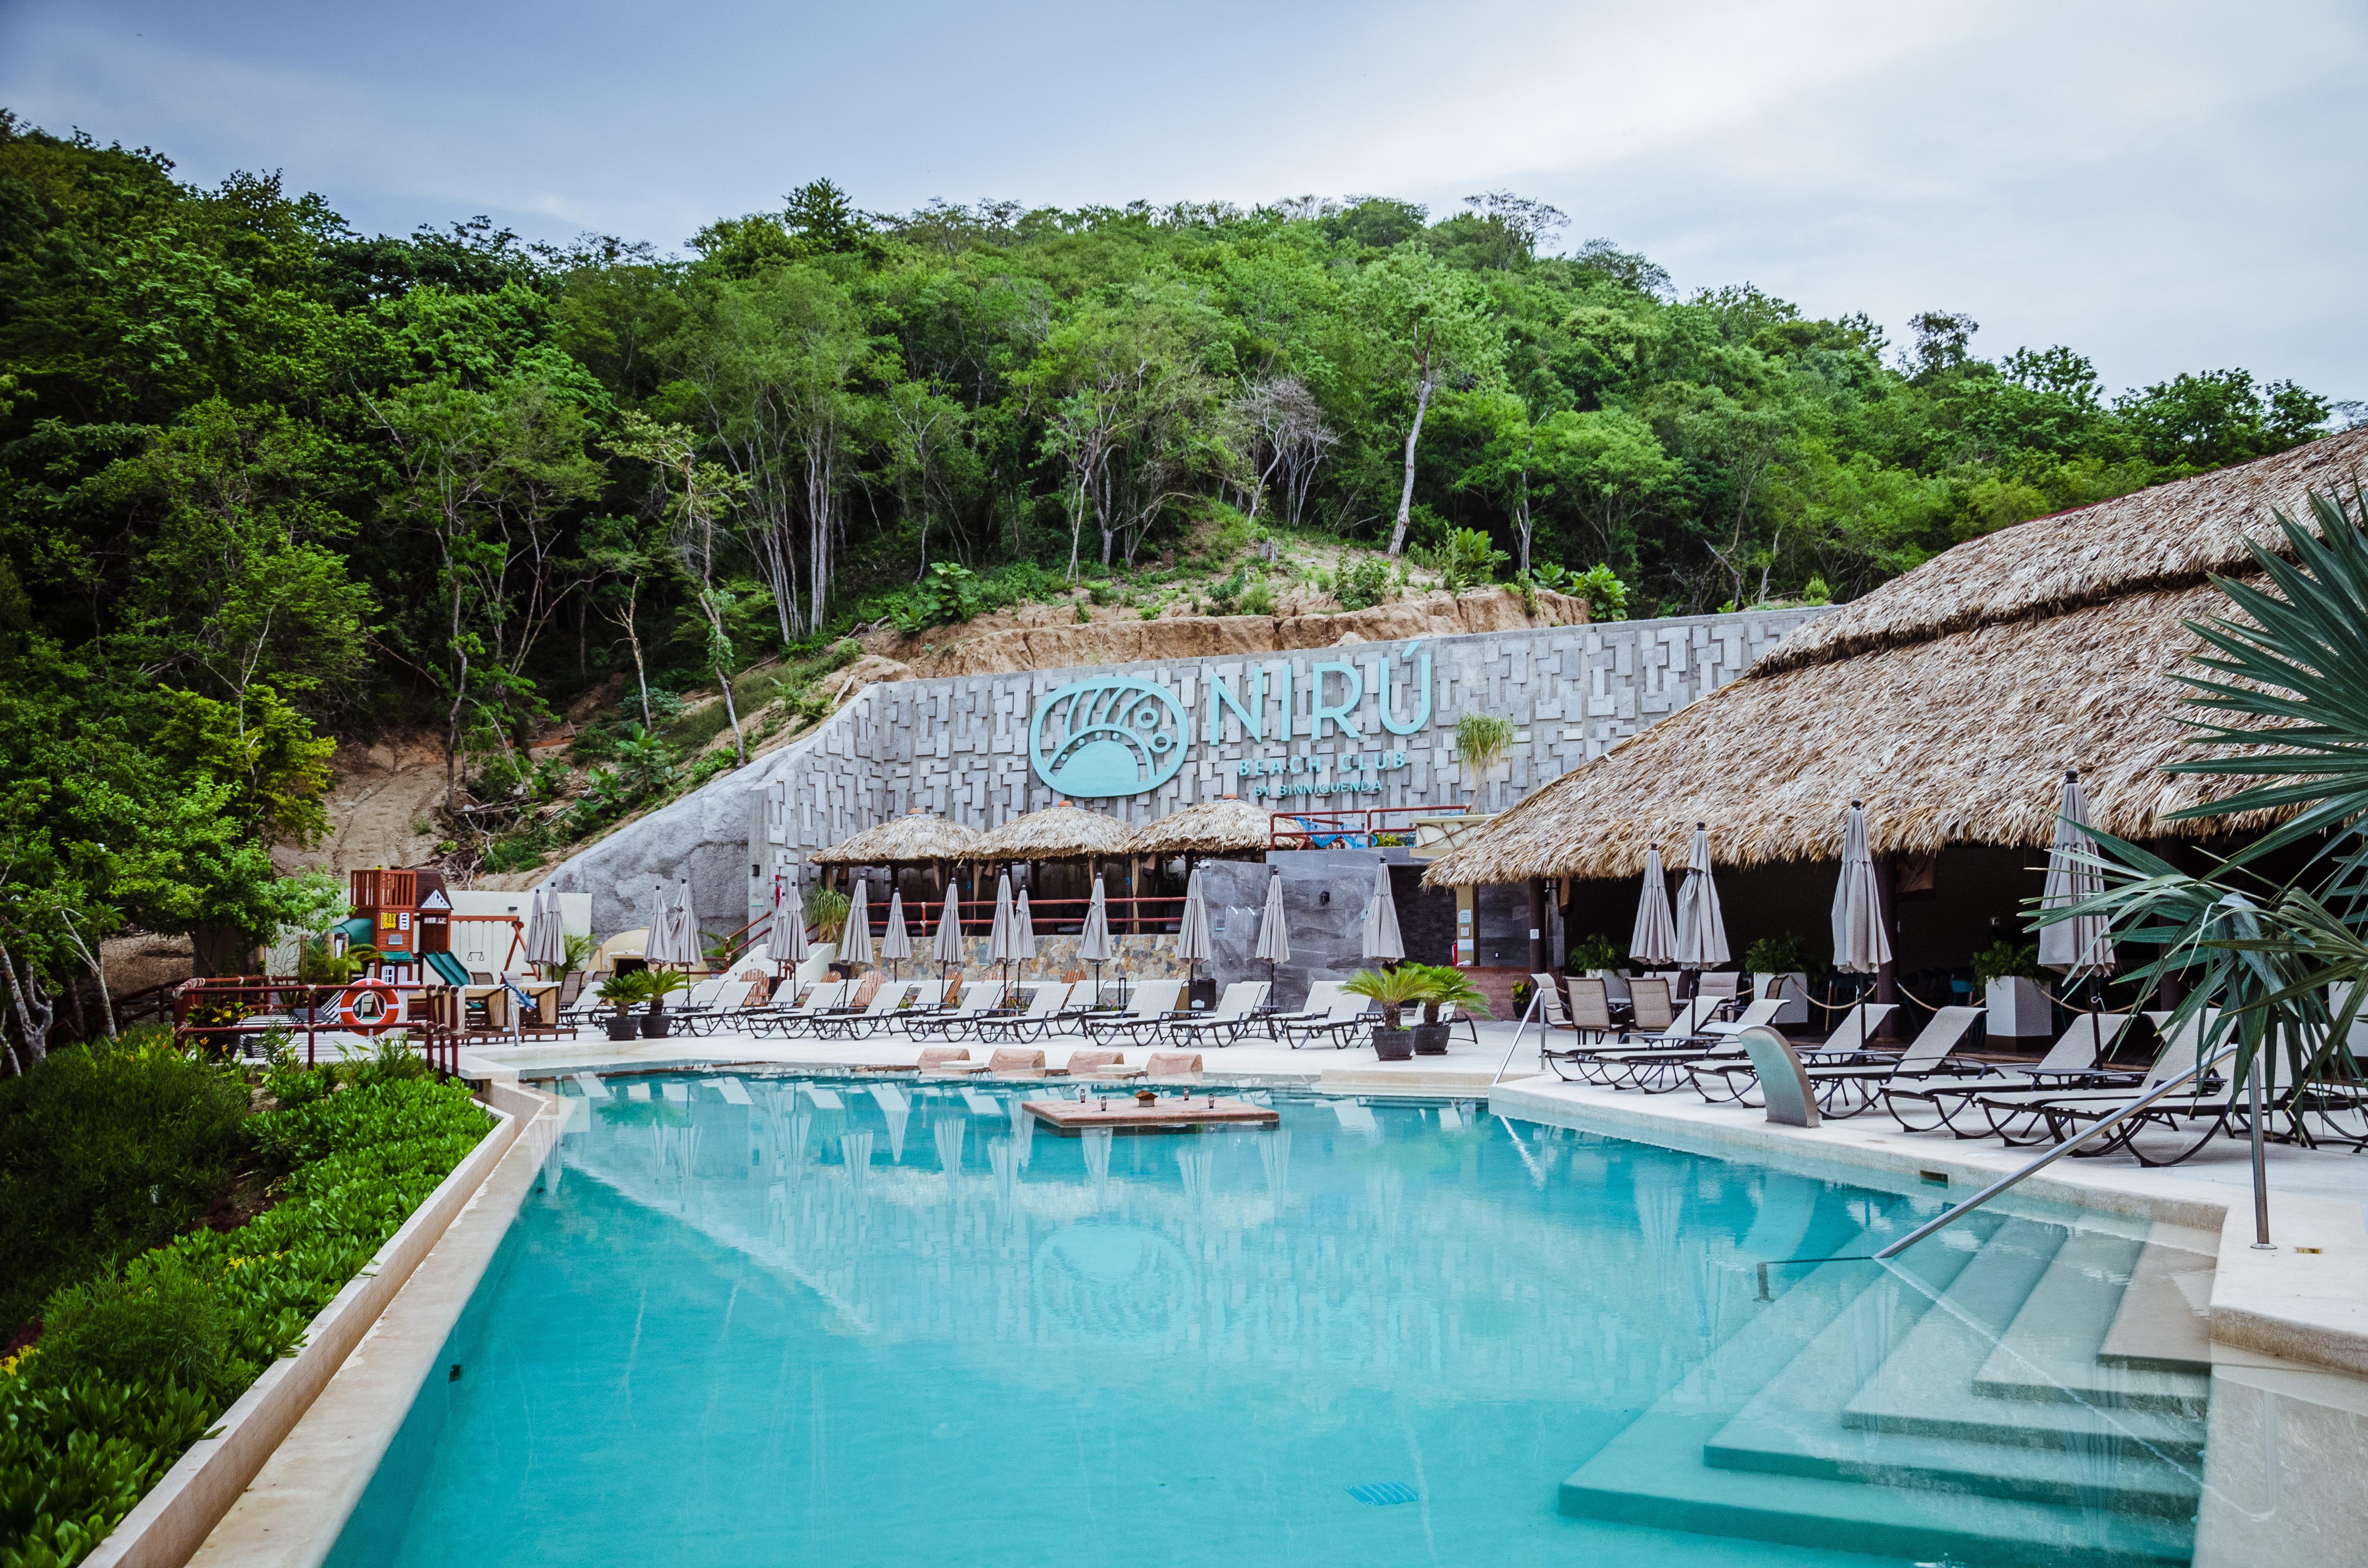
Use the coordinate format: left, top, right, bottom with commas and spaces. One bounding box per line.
0, 1067, 491, 1568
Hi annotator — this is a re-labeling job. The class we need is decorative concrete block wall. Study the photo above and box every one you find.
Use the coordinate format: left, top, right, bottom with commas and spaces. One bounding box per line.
548, 607, 1827, 938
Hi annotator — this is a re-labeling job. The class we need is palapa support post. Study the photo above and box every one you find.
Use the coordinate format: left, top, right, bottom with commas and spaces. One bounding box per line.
1526, 877, 1546, 976
1873, 850, 1901, 1040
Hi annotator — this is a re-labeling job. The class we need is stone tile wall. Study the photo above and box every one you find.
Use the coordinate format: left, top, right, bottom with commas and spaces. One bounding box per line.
548, 607, 1827, 938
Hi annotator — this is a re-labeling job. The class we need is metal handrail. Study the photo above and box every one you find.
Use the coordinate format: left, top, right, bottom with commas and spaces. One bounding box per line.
1751, 1039, 2240, 1296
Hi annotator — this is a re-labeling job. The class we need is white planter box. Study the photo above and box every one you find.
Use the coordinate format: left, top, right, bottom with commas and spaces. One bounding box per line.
1986, 976, 2052, 1037
1751, 972, 1810, 1026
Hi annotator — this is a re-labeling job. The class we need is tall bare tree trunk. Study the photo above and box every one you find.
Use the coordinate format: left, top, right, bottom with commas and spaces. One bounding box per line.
1387, 325, 1437, 558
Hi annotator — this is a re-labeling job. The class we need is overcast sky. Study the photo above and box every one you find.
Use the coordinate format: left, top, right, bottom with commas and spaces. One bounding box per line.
4, 0, 2362, 399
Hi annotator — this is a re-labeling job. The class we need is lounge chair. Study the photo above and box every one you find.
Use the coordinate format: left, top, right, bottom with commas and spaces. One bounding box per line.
1973, 1009, 2230, 1163
1160, 981, 1271, 1048
748, 979, 851, 1038
1561, 977, 1622, 1044
674, 976, 767, 1036
1694, 970, 1742, 1018
1625, 978, 1676, 1033
1547, 996, 1721, 1085
974, 982, 1074, 1045
1690, 1002, 1898, 1105
1270, 981, 1369, 1049
813, 981, 914, 1041
1581, 997, 1787, 1092
907, 983, 1009, 1042
1883, 1011, 2133, 1134
1797, 1004, 1986, 1117
1081, 980, 1187, 1047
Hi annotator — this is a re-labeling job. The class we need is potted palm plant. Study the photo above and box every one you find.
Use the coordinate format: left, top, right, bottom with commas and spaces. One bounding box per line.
1343, 966, 1431, 1060
597, 968, 651, 1041
641, 967, 690, 1038
1409, 964, 1493, 1054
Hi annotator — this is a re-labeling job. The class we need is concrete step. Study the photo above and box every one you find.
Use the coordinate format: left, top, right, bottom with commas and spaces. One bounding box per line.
1973, 1226, 2210, 1416
1702, 1224, 2198, 1518
1839, 1220, 2205, 1464
2098, 1229, 2217, 1373
1564, 1409, 2196, 1567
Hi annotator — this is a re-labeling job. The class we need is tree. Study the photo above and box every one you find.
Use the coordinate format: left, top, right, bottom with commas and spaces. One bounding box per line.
1345, 251, 1505, 555
580, 513, 669, 727
603, 414, 753, 763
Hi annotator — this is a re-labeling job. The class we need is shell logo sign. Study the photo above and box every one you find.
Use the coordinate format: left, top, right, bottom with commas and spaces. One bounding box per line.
1027, 676, 1192, 799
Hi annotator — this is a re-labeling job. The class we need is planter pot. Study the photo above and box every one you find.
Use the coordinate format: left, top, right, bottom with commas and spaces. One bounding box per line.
1410, 1022, 1451, 1055
1373, 1027, 1415, 1061
604, 1013, 641, 1042
1985, 976, 2051, 1038
641, 1004, 672, 1040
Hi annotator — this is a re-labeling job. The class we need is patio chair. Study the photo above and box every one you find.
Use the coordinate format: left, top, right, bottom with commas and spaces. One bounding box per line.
1561, 977, 1621, 1043
974, 981, 1074, 1045
1883, 1011, 2133, 1135
1694, 970, 1743, 1018
1547, 996, 1721, 1085
1626, 978, 1676, 1033
1161, 981, 1271, 1048
1081, 979, 1187, 1048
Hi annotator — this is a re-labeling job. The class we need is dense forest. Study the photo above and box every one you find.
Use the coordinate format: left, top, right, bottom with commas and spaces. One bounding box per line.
0, 108, 2339, 1066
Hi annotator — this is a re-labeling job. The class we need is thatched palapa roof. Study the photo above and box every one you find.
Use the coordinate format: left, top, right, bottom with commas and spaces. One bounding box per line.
968, 801, 1136, 860
1425, 429, 2367, 888
1123, 796, 1273, 857
810, 809, 985, 865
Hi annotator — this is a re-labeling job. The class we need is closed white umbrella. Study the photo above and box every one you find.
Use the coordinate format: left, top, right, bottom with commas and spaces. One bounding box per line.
646, 880, 696, 967
1830, 802, 1891, 974
879, 890, 914, 976
766, 874, 810, 972
2039, 770, 2115, 978
843, 880, 875, 969
1013, 888, 1039, 964
1078, 874, 1115, 1002
1629, 846, 1677, 967
932, 881, 965, 987
1673, 824, 1730, 970
1359, 861, 1404, 962
523, 884, 566, 973
987, 874, 1021, 1002
1173, 869, 1211, 975
1254, 870, 1291, 991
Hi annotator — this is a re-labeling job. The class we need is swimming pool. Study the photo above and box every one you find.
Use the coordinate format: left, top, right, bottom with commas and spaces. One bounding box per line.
328, 1077, 2198, 1567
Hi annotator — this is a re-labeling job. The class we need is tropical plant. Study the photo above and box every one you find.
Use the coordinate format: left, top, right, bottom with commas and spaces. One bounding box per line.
1573, 564, 1630, 620
1342, 966, 1433, 1030
1970, 940, 2044, 991
561, 931, 599, 973
641, 967, 691, 1006
805, 886, 851, 944
1407, 963, 1495, 1025
1455, 712, 1517, 776
595, 969, 652, 1012
1568, 932, 1621, 971
1432, 527, 1510, 591
1335, 555, 1394, 611
1742, 932, 1811, 977
2051, 487, 2368, 1098
295, 940, 379, 986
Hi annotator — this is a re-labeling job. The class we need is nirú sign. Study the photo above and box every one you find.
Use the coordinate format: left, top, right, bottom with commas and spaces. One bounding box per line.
1026, 642, 1435, 801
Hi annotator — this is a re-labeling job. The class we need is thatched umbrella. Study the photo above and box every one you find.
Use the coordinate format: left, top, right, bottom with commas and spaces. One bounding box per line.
811, 810, 985, 868
1359, 862, 1403, 962
1122, 795, 1271, 859
1629, 847, 1677, 967
879, 890, 913, 978
1673, 824, 1729, 972
971, 801, 1137, 862
1830, 802, 1890, 975
2039, 770, 2115, 980
843, 880, 875, 970
932, 883, 965, 989
1254, 870, 1290, 992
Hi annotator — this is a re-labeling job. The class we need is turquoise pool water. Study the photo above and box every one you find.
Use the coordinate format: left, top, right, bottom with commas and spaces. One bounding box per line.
326, 1078, 1981, 1567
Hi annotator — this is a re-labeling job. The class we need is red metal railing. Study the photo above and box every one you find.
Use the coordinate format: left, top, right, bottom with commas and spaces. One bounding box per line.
842, 894, 1188, 940
171, 977, 464, 1075
1268, 804, 1466, 850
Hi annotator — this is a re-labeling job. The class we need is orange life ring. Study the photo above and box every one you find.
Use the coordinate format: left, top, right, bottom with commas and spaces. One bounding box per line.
338, 982, 400, 1029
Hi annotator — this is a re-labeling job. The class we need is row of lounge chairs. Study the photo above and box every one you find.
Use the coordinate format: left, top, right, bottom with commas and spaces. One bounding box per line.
1530, 970, 2362, 1165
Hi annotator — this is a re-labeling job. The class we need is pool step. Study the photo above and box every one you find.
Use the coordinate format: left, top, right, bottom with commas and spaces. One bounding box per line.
1972, 1227, 2210, 1417
2099, 1234, 2216, 1372
1563, 1215, 2210, 1566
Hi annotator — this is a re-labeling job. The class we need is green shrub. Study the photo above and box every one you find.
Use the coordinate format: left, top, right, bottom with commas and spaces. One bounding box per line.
1235, 579, 1277, 617
1801, 574, 1833, 605
1433, 527, 1510, 591
29, 1269, 227, 1397
1336, 556, 1393, 611
1742, 932, 1811, 976
888, 561, 986, 631
0, 1032, 251, 1333
1573, 564, 1630, 621
0, 1075, 489, 1568
1568, 932, 1622, 971
1972, 941, 2045, 991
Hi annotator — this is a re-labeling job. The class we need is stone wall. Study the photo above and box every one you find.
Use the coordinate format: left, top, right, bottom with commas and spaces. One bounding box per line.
546, 606, 1827, 938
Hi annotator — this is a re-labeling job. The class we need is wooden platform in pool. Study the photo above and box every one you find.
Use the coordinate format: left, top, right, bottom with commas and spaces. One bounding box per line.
1024, 1095, 1280, 1135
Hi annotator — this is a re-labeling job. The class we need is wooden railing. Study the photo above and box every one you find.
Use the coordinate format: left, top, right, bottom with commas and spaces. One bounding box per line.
171, 976, 464, 1074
